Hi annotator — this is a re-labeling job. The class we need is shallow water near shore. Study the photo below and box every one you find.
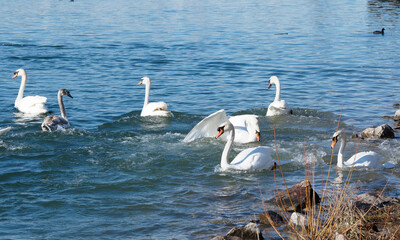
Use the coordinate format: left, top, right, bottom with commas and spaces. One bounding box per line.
1, 0, 400, 239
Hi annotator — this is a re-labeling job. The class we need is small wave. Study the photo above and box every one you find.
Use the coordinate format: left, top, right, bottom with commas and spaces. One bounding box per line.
291, 148, 328, 165
378, 139, 400, 165
2, 42, 67, 48
0, 140, 27, 151
1, 42, 37, 47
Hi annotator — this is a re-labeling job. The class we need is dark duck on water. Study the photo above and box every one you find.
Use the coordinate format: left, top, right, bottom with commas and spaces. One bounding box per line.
373, 28, 385, 34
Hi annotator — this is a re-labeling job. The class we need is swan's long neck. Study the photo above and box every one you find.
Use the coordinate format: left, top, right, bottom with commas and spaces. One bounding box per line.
274, 80, 281, 102
337, 134, 347, 168
143, 82, 151, 108
16, 73, 27, 105
221, 129, 235, 170
58, 92, 68, 120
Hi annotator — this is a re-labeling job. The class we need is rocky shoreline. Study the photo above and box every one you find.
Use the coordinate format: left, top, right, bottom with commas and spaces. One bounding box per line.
212, 181, 400, 240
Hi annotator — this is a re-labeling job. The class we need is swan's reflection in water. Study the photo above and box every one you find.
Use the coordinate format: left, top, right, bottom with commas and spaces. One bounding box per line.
138, 116, 172, 129
333, 169, 344, 186
13, 112, 45, 126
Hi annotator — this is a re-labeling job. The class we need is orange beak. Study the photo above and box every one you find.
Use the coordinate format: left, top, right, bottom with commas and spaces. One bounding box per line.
268, 81, 272, 89
137, 80, 143, 86
216, 128, 224, 138
331, 137, 337, 149
12, 72, 18, 79
256, 131, 260, 142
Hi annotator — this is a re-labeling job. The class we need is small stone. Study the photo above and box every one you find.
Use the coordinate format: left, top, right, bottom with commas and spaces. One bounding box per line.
361, 124, 395, 139
225, 222, 264, 240
267, 180, 320, 212
335, 232, 348, 240
355, 192, 400, 211
394, 121, 400, 130
394, 110, 400, 121
290, 212, 308, 226
259, 211, 285, 226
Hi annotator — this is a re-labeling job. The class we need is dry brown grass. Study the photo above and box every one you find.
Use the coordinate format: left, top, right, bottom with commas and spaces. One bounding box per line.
260, 112, 400, 240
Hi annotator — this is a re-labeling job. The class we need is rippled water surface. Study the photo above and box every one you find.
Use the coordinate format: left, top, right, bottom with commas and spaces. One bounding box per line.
1, 0, 400, 239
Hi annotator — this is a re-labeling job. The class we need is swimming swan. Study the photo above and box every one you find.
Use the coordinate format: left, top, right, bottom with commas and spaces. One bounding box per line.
137, 77, 173, 117
216, 121, 275, 171
0, 127, 12, 136
266, 76, 292, 116
41, 89, 73, 132
184, 109, 260, 143
12, 69, 48, 115
331, 130, 384, 169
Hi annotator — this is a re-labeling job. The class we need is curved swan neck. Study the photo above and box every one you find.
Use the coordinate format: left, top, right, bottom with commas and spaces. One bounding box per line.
337, 133, 347, 168
58, 91, 68, 120
16, 71, 27, 104
143, 82, 151, 108
221, 128, 235, 170
274, 80, 281, 102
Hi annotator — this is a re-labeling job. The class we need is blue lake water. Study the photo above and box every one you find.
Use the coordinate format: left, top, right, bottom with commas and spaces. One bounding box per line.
1, 0, 399, 239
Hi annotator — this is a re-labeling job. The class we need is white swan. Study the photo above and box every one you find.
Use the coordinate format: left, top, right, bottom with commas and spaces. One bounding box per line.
137, 77, 173, 117
183, 109, 260, 143
0, 127, 11, 136
215, 121, 275, 171
12, 69, 48, 115
331, 130, 384, 169
41, 89, 73, 132
266, 76, 292, 116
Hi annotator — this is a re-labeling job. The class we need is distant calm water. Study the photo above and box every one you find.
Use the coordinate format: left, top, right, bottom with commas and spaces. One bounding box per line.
1, 0, 399, 239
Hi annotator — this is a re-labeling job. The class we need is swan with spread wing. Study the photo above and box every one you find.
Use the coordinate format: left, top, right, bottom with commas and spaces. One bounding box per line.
184, 109, 260, 144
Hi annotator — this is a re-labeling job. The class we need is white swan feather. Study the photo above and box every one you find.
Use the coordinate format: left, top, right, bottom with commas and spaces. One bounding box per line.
0, 127, 12, 136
